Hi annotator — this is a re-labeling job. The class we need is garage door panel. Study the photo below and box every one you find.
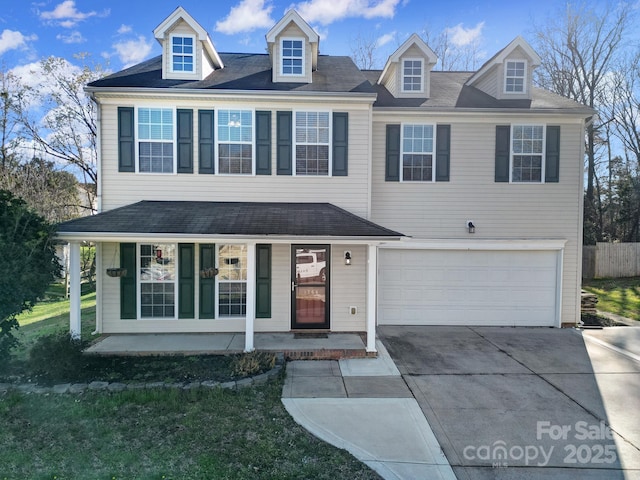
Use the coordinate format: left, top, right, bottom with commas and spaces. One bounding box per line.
378, 249, 558, 327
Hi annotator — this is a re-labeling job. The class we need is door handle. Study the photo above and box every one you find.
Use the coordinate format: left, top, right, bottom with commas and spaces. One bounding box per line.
292, 281, 297, 291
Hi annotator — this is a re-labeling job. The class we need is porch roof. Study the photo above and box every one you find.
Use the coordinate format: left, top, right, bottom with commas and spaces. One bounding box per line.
56, 201, 404, 241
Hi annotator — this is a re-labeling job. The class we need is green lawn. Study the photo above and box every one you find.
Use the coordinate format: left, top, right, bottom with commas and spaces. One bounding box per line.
583, 277, 640, 322
14, 283, 98, 361
2, 285, 381, 479
0, 383, 379, 479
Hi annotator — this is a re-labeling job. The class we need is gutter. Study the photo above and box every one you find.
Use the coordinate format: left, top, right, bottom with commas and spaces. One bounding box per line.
56, 232, 404, 244
371, 106, 596, 116
84, 86, 378, 103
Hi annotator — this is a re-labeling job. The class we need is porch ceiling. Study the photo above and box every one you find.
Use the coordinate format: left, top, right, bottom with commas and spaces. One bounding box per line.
57, 201, 404, 241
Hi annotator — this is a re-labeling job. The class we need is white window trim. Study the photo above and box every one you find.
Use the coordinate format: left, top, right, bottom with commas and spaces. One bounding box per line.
215, 244, 248, 319
509, 124, 546, 183
281, 37, 305, 77
399, 122, 436, 182
401, 58, 425, 94
214, 108, 256, 176
504, 59, 528, 94
169, 33, 196, 74
136, 243, 178, 320
292, 110, 333, 177
134, 106, 177, 175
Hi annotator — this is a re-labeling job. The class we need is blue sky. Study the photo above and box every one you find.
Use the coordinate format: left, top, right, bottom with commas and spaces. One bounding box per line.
1, 0, 564, 73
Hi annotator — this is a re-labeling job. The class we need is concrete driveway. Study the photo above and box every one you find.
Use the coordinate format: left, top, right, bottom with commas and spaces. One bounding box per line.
378, 326, 640, 480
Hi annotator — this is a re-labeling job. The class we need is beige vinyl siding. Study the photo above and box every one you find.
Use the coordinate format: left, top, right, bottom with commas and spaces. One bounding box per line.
371, 116, 583, 325
382, 64, 399, 98
330, 245, 366, 331
100, 242, 368, 333
473, 64, 499, 98
272, 23, 313, 83
256, 243, 290, 332
163, 20, 202, 81
100, 100, 372, 218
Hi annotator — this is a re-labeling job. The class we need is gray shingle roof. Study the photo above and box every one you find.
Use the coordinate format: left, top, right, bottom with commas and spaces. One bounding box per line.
362, 70, 592, 112
57, 201, 403, 238
88, 53, 374, 94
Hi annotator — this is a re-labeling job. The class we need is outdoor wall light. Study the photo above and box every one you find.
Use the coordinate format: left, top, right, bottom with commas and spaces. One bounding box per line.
344, 251, 352, 265
467, 221, 476, 234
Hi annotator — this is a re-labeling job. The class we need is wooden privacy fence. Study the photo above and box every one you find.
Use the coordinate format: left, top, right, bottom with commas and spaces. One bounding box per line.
583, 242, 640, 279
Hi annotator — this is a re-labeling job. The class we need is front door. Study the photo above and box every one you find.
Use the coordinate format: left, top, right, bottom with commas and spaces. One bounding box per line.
292, 245, 330, 329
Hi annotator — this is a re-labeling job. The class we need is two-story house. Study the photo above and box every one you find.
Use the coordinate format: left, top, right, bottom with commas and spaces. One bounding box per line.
57, 7, 593, 353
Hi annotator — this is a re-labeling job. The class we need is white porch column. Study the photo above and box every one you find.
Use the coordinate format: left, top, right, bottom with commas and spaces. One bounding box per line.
366, 244, 378, 353
244, 242, 256, 352
69, 242, 82, 339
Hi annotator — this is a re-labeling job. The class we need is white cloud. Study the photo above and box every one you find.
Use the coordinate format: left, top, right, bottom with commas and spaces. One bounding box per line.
292, 0, 401, 25
376, 31, 395, 47
444, 21, 484, 47
56, 30, 85, 44
113, 36, 154, 68
216, 0, 275, 34
39, 0, 109, 28
0, 29, 37, 55
117, 24, 132, 35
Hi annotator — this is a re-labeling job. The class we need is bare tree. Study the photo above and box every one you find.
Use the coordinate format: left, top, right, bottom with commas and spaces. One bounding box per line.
0, 69, 25, 170
350, 32, 381, 70
15, 56, 105, 214
423, 27, 483, 71
532, 2, 634, 242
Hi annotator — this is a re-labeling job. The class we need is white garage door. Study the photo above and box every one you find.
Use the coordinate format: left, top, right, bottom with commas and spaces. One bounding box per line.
378, 249, 559, 326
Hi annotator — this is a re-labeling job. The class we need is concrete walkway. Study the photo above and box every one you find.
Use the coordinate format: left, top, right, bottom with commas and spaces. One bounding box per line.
282, 340, 456, 480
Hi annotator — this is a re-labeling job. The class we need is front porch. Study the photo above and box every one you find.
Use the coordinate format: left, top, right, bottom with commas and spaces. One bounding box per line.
85, 332, 373, 359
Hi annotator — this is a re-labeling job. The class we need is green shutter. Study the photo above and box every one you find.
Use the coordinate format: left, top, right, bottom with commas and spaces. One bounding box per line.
277, 111, 292, 175
118, 107, 135, 172
199, 244, 215, 319
198, 110, 215, 174
495, 125, 511, 182
177, 109, 193, 173
120, 243, 136, 319
256, 111, 272, 175
385, 124, 400, 181
256, 244, 271, 318
178, 244, 195, 319
545, 126, 560, 183
435, 124, 450, 182
332, 112, 348, 176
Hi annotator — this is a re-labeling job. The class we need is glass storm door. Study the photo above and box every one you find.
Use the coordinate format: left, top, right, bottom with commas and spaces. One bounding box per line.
292, 246, 330, 329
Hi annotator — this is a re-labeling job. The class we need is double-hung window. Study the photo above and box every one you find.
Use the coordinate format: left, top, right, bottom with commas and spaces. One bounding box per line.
401, 124, 434, 181
139, 244, 176, 318
282, 38, 303, 76
171, 35, 194, 72
511, 125, 544, 182
217, 245, 247, 317
402, 59, 423, 92
505, 60, 526, 93
295, 111, 330, 175
217, 109, 253, 174
138, 108, 174, 173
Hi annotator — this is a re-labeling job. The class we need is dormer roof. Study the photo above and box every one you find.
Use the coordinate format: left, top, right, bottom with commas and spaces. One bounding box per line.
266, 9, 319, 71
153, 6, 223, 77
377, 33, 437, 86
466, 36, 539, 87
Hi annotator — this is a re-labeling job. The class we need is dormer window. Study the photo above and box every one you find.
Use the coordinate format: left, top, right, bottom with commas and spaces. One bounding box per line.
282, 38, 304, 76
171, 35, 194, 73
402, 59, 424, 93
505, 60, 526, 93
